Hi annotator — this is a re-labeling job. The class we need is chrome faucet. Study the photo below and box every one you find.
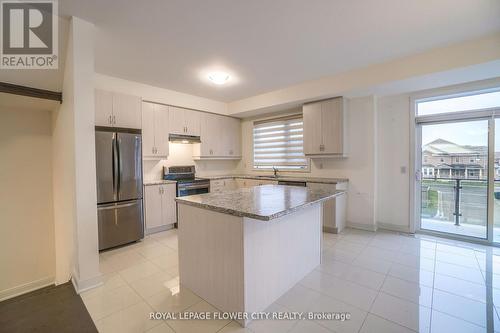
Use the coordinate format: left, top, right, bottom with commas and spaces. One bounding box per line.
273, 166, 278, 178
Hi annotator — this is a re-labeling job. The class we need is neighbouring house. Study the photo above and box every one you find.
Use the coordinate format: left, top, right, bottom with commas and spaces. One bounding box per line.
422, 139, 489, 179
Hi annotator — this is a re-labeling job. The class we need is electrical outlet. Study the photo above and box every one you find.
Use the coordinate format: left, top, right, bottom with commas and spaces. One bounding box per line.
400, 166, 407, 174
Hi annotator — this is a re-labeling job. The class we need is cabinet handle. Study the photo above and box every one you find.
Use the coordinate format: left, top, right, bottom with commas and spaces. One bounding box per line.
158, 186, 161, 195
113, 115, 116, 125
319, 144, 325, 152
152, 147, 155, 154
108, 115, 112, 124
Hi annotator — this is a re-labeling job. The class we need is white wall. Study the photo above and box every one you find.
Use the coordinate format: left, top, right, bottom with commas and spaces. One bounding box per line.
143, 143, 240, 181
238, 97, 378, 230
0, 108, 55, 300
52, 16, 101, 292
52, 24, 77, 285
228, 32, 500, 116
376, 94, 411, 232
95, 74, 227, 115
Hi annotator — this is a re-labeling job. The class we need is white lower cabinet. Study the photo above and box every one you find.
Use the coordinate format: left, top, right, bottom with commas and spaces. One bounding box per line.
144, 183, 177, 234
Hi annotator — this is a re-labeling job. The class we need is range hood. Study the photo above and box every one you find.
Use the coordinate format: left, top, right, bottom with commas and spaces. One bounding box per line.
168, 133, 201, 144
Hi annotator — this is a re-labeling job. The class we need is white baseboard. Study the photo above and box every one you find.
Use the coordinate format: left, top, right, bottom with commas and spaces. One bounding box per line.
377, 222, 411, 233
347, 221, 377, 232
0, 276, 54, 302
71, 273, 103, 294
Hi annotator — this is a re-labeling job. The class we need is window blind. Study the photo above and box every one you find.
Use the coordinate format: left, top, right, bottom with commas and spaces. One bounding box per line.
253, 115, 308, 170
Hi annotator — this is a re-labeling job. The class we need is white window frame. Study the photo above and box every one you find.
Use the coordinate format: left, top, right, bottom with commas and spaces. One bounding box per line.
252, 114, 310, 172
409, 78, 500, 243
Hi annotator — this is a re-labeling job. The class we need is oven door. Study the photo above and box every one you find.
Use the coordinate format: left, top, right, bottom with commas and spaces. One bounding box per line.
178, 183, 209, 197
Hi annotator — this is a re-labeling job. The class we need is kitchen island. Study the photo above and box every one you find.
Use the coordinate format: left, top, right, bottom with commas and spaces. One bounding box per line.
175, 185, 346, 326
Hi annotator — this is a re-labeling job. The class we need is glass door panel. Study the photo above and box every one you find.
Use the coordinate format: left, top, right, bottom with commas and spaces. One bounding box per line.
420, 119, 489, 239
494, 119, 500, 243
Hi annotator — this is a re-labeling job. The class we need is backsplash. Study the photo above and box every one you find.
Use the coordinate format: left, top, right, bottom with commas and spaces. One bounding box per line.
143, 142, 239, 181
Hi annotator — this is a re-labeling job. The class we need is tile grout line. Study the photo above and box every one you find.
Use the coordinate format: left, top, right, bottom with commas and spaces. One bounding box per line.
90, 231, 181, 331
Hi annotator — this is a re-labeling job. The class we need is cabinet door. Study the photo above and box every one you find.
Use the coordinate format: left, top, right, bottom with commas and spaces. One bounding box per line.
95, 89, 113, 126
199, 113, 218, 156
168, 106, 186, 135
227, 117, 241, 157
154, 104, 169, 157
161, 184, 177, 226
184, 109, 201, 136
321, 98, 343, 154
229, 118, 241, 156
144, 185, 163, 230
303, 102, 323, 155
112, 92, 142, 129
142, 102, 156, 157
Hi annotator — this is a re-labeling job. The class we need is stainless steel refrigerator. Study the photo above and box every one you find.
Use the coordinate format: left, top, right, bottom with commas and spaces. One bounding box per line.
95, 128, 144, 250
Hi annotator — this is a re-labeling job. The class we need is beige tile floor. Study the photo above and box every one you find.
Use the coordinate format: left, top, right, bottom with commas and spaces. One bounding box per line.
82, 228, 500, 333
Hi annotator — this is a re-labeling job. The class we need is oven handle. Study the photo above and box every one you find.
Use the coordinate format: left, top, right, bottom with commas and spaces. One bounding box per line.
179, 184, 210, 190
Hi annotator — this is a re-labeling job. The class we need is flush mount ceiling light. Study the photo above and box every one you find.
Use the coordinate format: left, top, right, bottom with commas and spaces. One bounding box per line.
208, 71, 230, 85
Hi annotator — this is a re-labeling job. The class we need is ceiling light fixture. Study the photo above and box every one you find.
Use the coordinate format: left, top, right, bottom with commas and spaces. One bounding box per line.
208, 71, 230, 85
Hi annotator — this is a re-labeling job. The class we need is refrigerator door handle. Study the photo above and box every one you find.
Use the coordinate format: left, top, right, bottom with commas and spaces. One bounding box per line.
112, 133, 119, 201
116, 136, 123, 200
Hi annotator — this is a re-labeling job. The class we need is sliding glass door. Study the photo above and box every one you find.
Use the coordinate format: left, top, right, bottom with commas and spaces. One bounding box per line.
414, 89, 500, 244
419, 119, 488, 239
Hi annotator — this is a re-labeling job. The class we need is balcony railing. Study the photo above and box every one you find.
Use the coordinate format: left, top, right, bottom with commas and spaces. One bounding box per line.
421, 177, 490, 227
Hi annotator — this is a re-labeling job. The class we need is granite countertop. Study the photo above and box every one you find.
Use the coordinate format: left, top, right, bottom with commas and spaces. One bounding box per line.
176, 184, 346, 221
144, 179, 177, 186
198, 174, 348, 184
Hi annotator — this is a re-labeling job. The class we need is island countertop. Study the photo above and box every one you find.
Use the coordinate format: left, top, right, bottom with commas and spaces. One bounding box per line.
175, 184, 346, 221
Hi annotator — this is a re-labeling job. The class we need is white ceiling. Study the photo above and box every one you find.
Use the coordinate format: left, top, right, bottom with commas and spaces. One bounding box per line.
7, 0, 500, 101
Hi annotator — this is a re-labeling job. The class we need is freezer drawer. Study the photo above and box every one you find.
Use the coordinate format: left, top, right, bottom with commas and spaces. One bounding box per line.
98, 199, 144, 250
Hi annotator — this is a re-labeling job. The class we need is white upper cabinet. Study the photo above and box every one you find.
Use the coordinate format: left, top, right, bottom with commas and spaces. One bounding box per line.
168, 106, 186, 135
193, 113, 241, 159
95, 89, 113, 126
226, 117, 241, 157
142, 102, 156, 157
303, 97, 347, 157
303, 101, 322, 155
154, 104, 170, 156
197, 112, 221, 157
112, 92, 142, 128
168, 106, 200, 136
184, 109, 201, 136
95, 89, 142, 129
142, 102, 169, 159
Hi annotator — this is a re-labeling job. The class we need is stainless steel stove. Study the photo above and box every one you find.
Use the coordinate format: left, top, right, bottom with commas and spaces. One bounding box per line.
163, 165, 210, 197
